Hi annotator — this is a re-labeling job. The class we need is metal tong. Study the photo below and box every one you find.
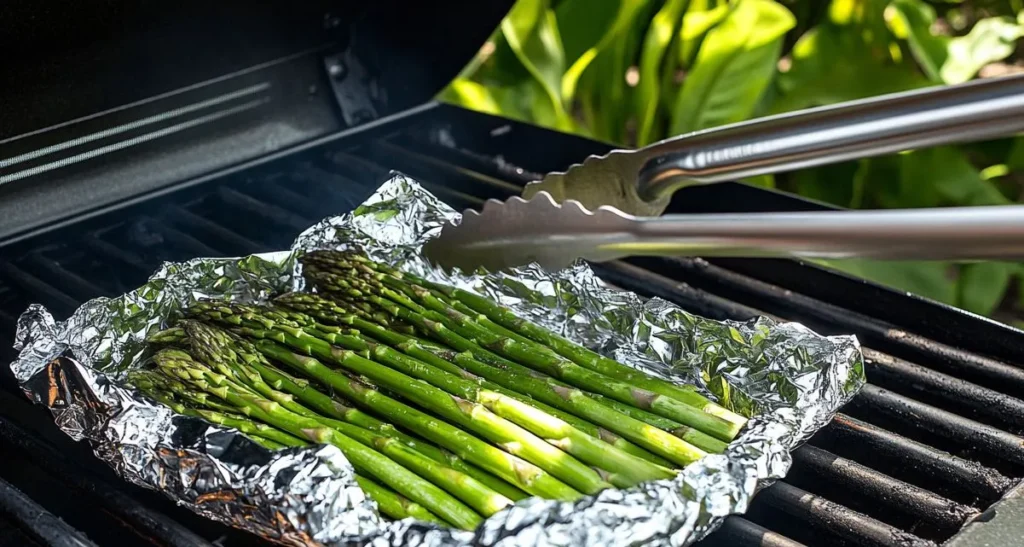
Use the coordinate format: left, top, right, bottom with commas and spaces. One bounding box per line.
425, 75, 1024, 273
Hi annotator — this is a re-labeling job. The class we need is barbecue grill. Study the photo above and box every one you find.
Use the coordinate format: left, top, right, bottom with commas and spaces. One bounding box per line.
3, 2, 1024, 546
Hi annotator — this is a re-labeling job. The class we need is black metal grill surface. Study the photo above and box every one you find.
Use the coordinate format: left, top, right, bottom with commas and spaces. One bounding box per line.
1, 104, 1023, 547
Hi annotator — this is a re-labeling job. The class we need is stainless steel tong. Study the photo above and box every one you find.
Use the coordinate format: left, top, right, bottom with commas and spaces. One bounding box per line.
425, 75, 1024, 273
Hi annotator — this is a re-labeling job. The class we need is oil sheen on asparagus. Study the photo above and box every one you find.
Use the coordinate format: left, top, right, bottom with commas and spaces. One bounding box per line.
129, 250, 747, 531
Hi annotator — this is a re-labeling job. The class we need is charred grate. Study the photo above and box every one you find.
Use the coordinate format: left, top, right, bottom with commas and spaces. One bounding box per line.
0, 114, 1022, 547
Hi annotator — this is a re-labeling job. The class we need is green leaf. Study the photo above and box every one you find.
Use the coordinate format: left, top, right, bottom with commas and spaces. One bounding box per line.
669, 0, 795, 135
942, 17, 1024, 84
853, 156, 904, 209
742, 173, 775, 188
958, 262, 1011, 316
560, 0, 648, 103
899, 147, 1011, 207
662, 0, 730, 122
884, 0, 949, 82
635, 0, 691, 145
771, 25, 930, 113
783, 161, 860, 207
554, 0, 621, 63
439, 79, 516, 117
677, 3, 731, 69
577, 2, 658, 143
501, 0, 574, 131
1006, 137, 1024, 172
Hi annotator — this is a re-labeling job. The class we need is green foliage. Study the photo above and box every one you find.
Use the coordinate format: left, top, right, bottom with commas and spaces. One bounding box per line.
441, 0, 1024, 320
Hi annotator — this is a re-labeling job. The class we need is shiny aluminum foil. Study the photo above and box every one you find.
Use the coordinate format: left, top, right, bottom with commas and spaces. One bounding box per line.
11, 173, 864, 547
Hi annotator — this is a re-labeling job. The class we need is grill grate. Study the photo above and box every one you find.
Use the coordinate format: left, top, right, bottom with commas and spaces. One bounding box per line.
0, 113, 1022, 546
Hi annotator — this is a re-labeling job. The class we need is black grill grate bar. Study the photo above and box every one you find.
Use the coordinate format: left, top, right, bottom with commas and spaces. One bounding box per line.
864, 349, 1024, 434
0, 476, 99, 547
754, 482, 937, 547
699, 516, 807, 547
0, 305, 17, 330
641, 257, 1024, 400
149, 221, 225, 258
0, 415, 214, 547
0, 262, 79, 316
706, 257, 1024, 364
848, 385, 1024, 470
80, 234, 151, 277
164, 206, 263, 254
215, 187, 310, 232
22, 253, 111, 300
237, 177, 344, 220
791, 444, 978, 531
320, 149, 390, 182
821, 414, 1014, 504
594, 260, 769, 322
620, 256, 1024, 470
593, 259, 1017, 502
360, 142, 522, 199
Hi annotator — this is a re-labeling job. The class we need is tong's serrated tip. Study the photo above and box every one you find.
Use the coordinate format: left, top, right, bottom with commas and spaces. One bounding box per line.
521, 149, 670, 218
423, 191, 634, 274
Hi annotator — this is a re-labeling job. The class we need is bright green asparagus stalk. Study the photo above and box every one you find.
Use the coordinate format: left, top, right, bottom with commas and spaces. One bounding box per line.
183, 321, 513, 516
130, 370, 308, 448
147, 326, 187, 345
276, 292, 678, 467
300, 280, 719, 461
286, 289, 713, 453
219, 335, 582, 501
191, 305, 611, 495
209, 326, 528, 502
251, 304, 675, 486
389, 306, 712, 463
359, 271, 740, 443
332, 419, 513, 516
355, 475, 446, 525
149, 350, 484, 529
331, 252, 746, 429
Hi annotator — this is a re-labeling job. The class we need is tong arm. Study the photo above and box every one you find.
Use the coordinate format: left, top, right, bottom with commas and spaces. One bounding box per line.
637, 75, 1024, 202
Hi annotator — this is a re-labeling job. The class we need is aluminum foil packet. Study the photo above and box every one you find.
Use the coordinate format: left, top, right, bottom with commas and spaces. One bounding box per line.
10, 173, 865, 546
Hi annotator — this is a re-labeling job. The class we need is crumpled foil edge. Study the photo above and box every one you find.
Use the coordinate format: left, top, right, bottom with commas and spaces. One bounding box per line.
10, 173, 865, 546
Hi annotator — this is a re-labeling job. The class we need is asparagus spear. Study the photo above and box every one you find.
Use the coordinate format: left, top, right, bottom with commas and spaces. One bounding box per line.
299, 280, 717, 461
306, 252, 746, 434
276, 292, 679, 467
224, 336, 581, 500
184, 322, 513, 516
250, 437, 287, 450
333, 252, 746, 429
257, 306, 675, 486
296, 290, 721, 454
147, 326, 187, 345
130, 370, 308, 448
192, 305, 612, 495
150, 350, 483, 530
355, 475, 446, 525
211, 326, 528, 502
359, 271, 740, 443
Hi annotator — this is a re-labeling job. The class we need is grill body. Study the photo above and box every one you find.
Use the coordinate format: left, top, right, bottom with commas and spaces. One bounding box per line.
2, 22, 1024, 547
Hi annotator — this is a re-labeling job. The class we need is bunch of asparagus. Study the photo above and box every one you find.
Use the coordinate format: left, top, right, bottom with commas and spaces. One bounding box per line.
130, 250, 746, 531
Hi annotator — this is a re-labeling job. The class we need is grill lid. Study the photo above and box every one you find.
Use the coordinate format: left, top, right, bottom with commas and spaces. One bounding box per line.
0, 0, 512, 246
0, 0, 513, 141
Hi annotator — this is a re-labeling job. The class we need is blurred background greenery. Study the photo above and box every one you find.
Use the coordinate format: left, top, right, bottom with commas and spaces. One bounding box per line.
440, 0, 1024, 325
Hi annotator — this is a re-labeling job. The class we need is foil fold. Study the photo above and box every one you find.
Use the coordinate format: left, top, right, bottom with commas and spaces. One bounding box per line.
10, 173, 864, 546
